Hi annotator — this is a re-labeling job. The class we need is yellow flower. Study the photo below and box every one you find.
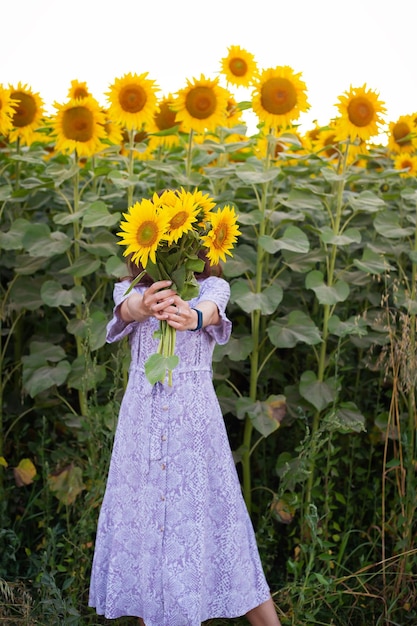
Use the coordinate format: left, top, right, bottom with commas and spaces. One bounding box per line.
220, 45, 258, 87
117, 198, 170, 267
387, 115, 417, 154
163, 190, 200, 243
8, 82, 45, 146
67, 79, 91, 100
0, 84, 17, 136
315, 126, 343, 161
202, 205, 241, 265
154, 95, 179, 132
393, 152, 417, 177
50, 96, 107, 158
106, 72, 159, 131
190, 188, 216, 220
148, 95, 181, 150
173, 74, 229, 134
101, 109, 124, 146
336, 84, 386, 142
251, 66, 309, 129
224, 95, 244, 129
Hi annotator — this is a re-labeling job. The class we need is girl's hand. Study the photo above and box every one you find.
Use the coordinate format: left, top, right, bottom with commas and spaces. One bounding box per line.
120, 280, 176, 322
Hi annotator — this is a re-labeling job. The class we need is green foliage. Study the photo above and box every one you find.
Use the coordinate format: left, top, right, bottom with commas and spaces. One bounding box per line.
1, 128, 417, 625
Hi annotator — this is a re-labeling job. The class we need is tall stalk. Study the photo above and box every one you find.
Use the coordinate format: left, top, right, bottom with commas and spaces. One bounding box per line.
304, 144, 349, 510
241, 134, 273, 512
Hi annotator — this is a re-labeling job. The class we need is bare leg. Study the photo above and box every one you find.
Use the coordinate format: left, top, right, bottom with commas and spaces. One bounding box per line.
245, 596, 282, 626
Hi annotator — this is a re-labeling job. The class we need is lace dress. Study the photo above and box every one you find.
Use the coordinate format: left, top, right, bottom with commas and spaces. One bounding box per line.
89, 276, 271, 625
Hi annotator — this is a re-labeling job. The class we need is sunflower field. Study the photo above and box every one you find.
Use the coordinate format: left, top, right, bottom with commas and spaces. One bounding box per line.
1, 45, 417, 625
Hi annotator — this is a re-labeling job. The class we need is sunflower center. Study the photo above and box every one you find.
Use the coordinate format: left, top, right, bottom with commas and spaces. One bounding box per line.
324, 134, 338, 158
137, 221, 158, 247
10, 91, 37, 128
119, 84, 147, 113
62, 106, 94, 142
155, 102, 177, 130
229, 58, 248, 77
185, 86, 217, 120
261, 77, 297, 115
214, 224, 227, 247
393, 122, 412, 145
347, 96, 374, 127
170, 211, 188, 230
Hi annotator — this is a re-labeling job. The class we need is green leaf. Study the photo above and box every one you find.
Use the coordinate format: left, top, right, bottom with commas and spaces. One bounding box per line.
231, 280, 283, 314
330, 402, 366, 433
41, 281, 86, 307
80, 233, 118, 257
83, 201, 121, 228
216, 335, 253, 361
22, 361, 71, 397
280, 189, 324, 211
320, 226, 362, 246
0, 218, 31, 250
7, 278, 43, 312
59, 253, 101, 277
353, 248, 395, 274
259, 226, 310, 254
299, 370, 338, 411
48, 465, 85, 505
22, 225, 72, 257
374, 210, 414, 238
328, 315, 368, 337
267, 311, 322, 347
235, 395, 286, 437
221, 244, 257, 277
67, 354, 106, 390
145, 353, 179, 385
236, 166, 279, 185
348, 190, 386, 213
106, 255, 128, 278
305, 270, 350, 305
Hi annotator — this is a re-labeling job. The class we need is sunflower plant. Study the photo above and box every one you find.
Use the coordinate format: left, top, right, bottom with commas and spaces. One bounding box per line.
117, 188, 240, 386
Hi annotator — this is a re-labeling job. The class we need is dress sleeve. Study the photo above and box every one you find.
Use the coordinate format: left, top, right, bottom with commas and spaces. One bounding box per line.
106, 280, 139, 344
198, 276, 232, 345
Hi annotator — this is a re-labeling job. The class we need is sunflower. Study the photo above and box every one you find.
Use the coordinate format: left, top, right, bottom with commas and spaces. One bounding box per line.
51, 96, 107, 157
147, 94, 181, 150
173, 74, 230, 134
117, 198, 170, 267
251, 66, 309, 129
202, 205, 241, 265
224, 95, 244, 128
8, 82, 45, 146
315, 126, 343, 161
101, 109, 124, 146
67, 79, 91, 100
220, 45, 258, 88
393, 152, 417, 177
162, 190, 200, 243
106, 72, 159, 131
387, 115, 417, 154
0, 84, 17, 136
336, 84, 386, 142
190, 188, 216, 220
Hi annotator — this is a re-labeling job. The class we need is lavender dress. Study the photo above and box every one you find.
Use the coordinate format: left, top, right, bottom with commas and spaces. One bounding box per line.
89, 276, 271, 625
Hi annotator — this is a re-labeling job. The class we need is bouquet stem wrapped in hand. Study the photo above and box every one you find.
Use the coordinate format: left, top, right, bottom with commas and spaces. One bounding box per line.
117, 188, 240, 386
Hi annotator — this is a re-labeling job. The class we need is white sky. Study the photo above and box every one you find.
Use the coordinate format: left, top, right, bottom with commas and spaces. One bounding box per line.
2, 0, 415, 134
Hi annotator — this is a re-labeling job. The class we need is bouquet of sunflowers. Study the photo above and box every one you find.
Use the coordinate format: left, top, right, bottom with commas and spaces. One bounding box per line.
117, 188, 240, 385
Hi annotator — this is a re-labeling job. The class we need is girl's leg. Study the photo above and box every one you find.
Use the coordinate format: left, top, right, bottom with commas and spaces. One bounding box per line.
245, 596, 282, 626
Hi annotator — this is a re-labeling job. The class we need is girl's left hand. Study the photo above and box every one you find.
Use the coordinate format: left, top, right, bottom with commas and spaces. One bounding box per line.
158, 297, 196, 331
